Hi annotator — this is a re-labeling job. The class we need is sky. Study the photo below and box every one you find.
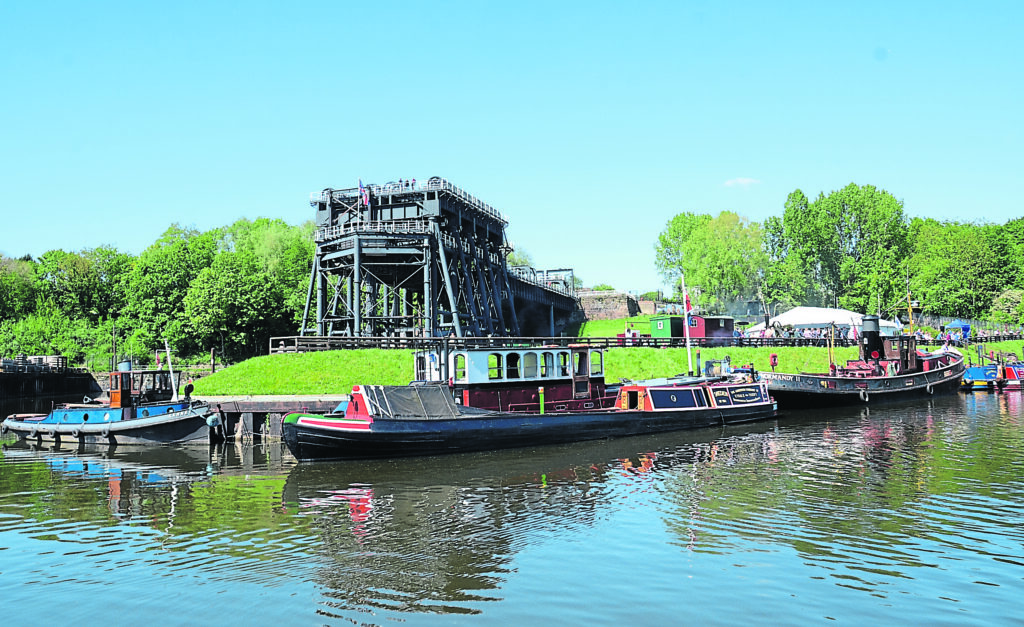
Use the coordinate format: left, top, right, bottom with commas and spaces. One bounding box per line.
2, 1, 1021, 294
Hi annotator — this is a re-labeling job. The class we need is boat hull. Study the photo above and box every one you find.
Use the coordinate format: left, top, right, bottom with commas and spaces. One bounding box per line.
1, 402, 218, 446
283, 403, 778, 461
763, 359, 965, 409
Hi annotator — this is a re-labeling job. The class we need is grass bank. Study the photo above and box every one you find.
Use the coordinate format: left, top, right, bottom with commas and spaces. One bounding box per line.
191, 350, 414, 396
192, 341, 1020, 396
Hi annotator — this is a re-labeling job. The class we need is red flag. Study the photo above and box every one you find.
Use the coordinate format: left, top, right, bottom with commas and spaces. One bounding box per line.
685, 293, 693, 313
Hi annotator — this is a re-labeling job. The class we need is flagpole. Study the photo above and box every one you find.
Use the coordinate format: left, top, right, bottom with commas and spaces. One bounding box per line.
681, 273, 694, 376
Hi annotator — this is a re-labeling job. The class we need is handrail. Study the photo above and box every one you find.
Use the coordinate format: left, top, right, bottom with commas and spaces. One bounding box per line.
270, 333, 1024, 354
310, 177, 508, 225
316, 219, 433, 242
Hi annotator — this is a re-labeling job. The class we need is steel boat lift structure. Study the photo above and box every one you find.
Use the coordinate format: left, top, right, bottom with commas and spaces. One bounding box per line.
301, 177, 578, 338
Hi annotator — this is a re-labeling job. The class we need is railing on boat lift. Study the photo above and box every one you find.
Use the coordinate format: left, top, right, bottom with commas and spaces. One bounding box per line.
269, 333, 1024, 354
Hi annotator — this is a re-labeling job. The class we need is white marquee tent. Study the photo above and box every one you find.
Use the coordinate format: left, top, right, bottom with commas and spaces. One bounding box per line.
746, 306, 900, 335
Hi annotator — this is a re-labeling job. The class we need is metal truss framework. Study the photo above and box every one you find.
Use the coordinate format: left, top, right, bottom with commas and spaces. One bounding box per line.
301, 177, 550, 337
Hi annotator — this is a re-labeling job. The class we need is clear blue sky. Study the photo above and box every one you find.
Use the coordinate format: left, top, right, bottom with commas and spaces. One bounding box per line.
2, 1, 1021, 294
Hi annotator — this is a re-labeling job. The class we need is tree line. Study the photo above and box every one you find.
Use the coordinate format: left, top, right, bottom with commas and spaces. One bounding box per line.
0, 219, 314, 368
655, 183, 1024, 325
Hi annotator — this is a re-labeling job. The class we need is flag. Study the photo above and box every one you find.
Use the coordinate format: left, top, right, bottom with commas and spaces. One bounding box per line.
685, 292, 693, 313
358, 179, 369, 206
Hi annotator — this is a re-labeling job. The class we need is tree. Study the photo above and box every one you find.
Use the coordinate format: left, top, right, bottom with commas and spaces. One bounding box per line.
220, 218, 316, 326
654, 212, 711, 287
655, 211, 764, 311
121, 225, 218, 355
0, 255, 37, 320
909, 219, 1008, 318
183, 251, 286, 361
773, 184, 909, 313
506, 248, 534, 268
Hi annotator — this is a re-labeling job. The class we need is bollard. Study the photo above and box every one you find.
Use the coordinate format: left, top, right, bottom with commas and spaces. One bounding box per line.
539, 387, 545, 414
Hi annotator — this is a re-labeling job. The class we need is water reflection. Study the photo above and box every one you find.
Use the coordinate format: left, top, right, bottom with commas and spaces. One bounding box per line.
280, 436, 705, 617
1, 392, 1023, 623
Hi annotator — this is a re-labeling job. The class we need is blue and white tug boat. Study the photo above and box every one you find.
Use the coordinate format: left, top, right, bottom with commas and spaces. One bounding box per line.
2, 361, 219, 446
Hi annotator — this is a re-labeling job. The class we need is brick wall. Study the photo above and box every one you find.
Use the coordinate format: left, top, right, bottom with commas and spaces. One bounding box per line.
578, 290, 640, 320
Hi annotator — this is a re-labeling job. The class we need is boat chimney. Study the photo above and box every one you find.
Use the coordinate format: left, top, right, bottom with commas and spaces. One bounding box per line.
860, 315, 884, 360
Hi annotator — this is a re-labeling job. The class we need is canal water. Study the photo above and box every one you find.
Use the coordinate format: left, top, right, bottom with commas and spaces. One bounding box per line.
2, 392, 1022, 625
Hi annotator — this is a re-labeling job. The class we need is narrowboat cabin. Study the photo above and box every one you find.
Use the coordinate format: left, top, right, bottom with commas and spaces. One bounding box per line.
414, 345, 618, 412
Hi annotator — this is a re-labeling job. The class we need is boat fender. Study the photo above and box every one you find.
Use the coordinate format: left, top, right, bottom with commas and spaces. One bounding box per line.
101, 426, 110, 438
859, 389, 869, 402
29, 427, 37, 438
0, 423, 7, 435
71, 429, 81, 438
925, 383, 934, 395
206, 414, 220, 428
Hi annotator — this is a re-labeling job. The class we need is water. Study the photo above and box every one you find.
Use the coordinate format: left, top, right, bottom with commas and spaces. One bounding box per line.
2, 392, 1023, 625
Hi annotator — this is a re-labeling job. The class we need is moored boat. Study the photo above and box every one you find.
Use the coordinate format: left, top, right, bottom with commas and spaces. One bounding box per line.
1001, 363, 1024, 391
762, 315, 965, 408
282, 344, 778, 461
1, 365, 220, 446
961, 363, 1001, 391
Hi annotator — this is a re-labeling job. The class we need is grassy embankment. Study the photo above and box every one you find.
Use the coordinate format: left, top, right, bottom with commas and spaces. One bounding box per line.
193, 313, 1021, 395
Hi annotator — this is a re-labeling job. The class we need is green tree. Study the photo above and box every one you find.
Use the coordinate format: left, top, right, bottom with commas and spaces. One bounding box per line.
121, 225, 218, 355
183, 251, 286, 361
909, 219, 1008, 318
654, 212, 711, 288
0, 255, 37, 320
761, 213, 814, 314
220, 218, 315, 326
506, 248, 534, 268
655, 211, 764, 311
773, 183, 909, 313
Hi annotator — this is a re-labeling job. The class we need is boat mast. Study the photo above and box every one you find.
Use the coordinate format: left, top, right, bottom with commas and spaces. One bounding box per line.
906, 265, 915, 335
164, 339, 179, 402
681, 273, 694, 376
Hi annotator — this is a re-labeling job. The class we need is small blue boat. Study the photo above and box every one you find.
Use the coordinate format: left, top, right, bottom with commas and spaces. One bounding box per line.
2, 365, 220, 445
961, 364, 1001, 391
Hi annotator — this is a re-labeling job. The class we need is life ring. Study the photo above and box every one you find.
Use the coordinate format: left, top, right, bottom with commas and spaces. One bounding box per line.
859, 389, 869, 402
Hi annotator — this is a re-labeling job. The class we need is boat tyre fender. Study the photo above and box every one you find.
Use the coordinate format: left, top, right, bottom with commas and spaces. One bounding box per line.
29, 427, 37, 439
859, 389, 869, 403
0, 423, 7, 436
926, 383, 934, 395
71, 429, 81, 439
101, 426, 110, 438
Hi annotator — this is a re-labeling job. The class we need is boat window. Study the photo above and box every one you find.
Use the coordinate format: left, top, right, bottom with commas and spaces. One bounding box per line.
590, 350, 603, 376
558, 352, 570, 377
541, 352, 554, 377
522, 352, 539, 378
454, 353, 467, 382
111, 375, 119, 391
415, 354, 427, 379
507, 352, 521, 379
488, 353, 504, 380
574, 351, 589, 376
